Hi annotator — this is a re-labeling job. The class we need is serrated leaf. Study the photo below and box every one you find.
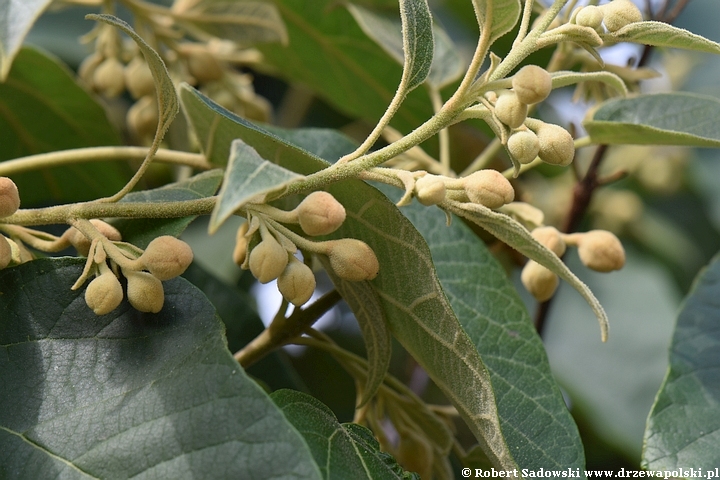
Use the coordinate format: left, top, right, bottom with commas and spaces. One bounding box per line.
0, 258, 321, 479
114, 169, 223, 248
602, 21, 720, 54
180, 85, 521, 470
642, 253, 720, 469
0, 0, 53, 80
551, 70, 628, 96
471, 0, 521, 45
0, 46, 130, 206
272, 390, 417, 479
584, 92, 720, 147
209, 139, 305, 233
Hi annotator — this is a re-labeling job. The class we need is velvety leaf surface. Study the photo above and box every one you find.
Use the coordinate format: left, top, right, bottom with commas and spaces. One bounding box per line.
0, 258, 321, 479
584, 93, 720, 147
472, 0, 521, 45
0, 46, 129, 205
603, 21, 720, 54
643, 253, 720, 469
0, 0, 53, 80
397, 0, 434, 91
272, 390, 416, 479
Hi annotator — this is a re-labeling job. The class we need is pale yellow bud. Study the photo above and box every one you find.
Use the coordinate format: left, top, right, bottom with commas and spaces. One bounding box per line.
127, 95, 159, 141
507, 130, 540, 165
601, 0, 643, 32
85, 271, 124, 315
233, 222, 250, 267
296, 191, 346, 236
576, 5, 605, 31
531, 226, 566, 256
325, 239, 379, 281
535, 123, 575, 166
93, 57, 126, 97
0, 177, 20, 217
414, 175, 447, 206
512, 65, 553, 104
0, 235, 11, 270
277, 257, 316, 306
125, 270, 164, 313
463, 170, 515, 209
494, 92, 528, 129
78, 53, 104, 87
140, 236, 194, 281
64, 220, 122, 257
521, 261, 559, 302
249, 236, 288, 283
576, 230, 626, 272
124, 56, 155, 99
185, 46, 224, 83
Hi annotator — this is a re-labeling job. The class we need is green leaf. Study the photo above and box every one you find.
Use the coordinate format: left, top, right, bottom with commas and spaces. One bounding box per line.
551, 70, 628, 96
0, 46, 130, 205
0, 258, 321, 479
602, 21, 720, 54
398, 0, 434, 91
179, 85, 521, 470
643, 253, 720, 469
209, 139, 305, 234
471, 0, 521, 45
585, 92, 720, 147
272, 390, 417, 479
114, 169, 224, 249
0, 0, 53, 80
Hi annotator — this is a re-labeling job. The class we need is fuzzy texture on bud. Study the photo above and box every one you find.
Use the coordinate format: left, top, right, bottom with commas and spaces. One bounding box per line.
463, 170, 515, 209
296, 191, 346, 236
126, 270, 164, 313
512, 65, 553, 104
249, 235, 289, 283
233, 222, 250, 267
186, 47, 224, 83
78, 53, 104, 87
277, 257, 316, 306
326, 239, 379, 281
127, 95, 159, 141
532, 226, 566, 256
507, 130, 540, 165
601, 0, 643, 32
576, 5, 605, 31
140, 236, 194, 280
414, 175, 447, 206
494, 92, 528, 129
0, 235, 11, 270
521, 261, 559, 302
535, 123, 575, 166
93, 57, 126, 97
85, 271, 124, 315
65, 220, 122, 256
124, 56, 155, 99
0, 177, 20, 217
577, 230, 626, 272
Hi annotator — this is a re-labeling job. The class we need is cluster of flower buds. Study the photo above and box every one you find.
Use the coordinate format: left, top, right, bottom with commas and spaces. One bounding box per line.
521, 226, 626, 302
572, 0, 643, 33
413, 170, 515, 208
0, 177, 23, 270
234, 191, 379, 307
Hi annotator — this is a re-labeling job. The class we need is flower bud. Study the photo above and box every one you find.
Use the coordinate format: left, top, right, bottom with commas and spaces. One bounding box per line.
521, 261, 559, 302
64, 220, 122, 257
78, 53, 104, 87
0, 235, 12, 270
0, 177, 20, 217
507, 130, 540, 165
494, 92, 528, 129
125, 270, 164, 313
535, 123, 575, 166
139, 235, 194, 280
185, 46, 224, 83
127, 95, 159, 141
326, 239, 379, 281
277, 257, 316, 306
576, 230, 626, 272
414, 175, 447, 206
576, 5, 605, 31
249, 235, 288, 283
296, 191, 346, 236
463, 170, 515, 209
233, 222, 250, 267
531, 226, 566, 256
124, 56, 155, 99
85, 271, 124, 315
600, 0, 643, 32
93, 57, 126, 97
512, 65, 553, 105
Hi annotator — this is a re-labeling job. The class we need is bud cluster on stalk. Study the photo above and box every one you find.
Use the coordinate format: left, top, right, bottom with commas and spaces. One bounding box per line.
412, 170, 515, 209
571, 0, 643, 33
0, 177, 26, 270
233, 191, 380, 307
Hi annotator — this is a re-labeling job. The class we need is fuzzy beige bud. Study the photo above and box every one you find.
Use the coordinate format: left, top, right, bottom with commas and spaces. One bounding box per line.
414, 175, 447, 206
185, 46, 224, 84
64, 220, 122, 257
249, 235, 289, 283
576, 230, 626, 272
535, 123, 575, 166
601, 0, 643, 32
93, 57, 126, 97
126, 270, 164, 313
507, 130, 540, 165
277, 257, 316, 306
0, 235, 11, 270
0, 177, 20, 217
521, 261, 559, 302
532, 226, 566, 256
494, 92, 528, 129
512, 65, 553, 104
127, 95, 159, 141
326, 239, 379, 281
463, 170, 515, 209
233, 222, 250, 267
78, 53, 104, 87
576, 5, 605, 31
296, 191, 346, 236
85, 271, 124, 315
124, 56, 155, 99
140, 236, 194, 281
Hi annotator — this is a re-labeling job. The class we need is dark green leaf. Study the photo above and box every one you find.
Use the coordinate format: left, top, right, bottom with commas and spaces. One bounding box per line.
643, 253, 720, 469
472, 0, 521, 45
0, 0, 53, 80
0, 258, 321, 479
398, 0, 433, 90
0, 46, 130, 205
603, 21, 720, 54
584, 93, 720, 147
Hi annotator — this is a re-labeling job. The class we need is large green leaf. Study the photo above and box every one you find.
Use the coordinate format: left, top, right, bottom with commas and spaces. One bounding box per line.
642, 253, 720, 469
602, 21, 720, 54
179, 85, 521, 470
0, 257, 321, 479
584, 92, 720, 147
272, 390, 416, 479
0, 46, 130, 205
0, 0, 53, 80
